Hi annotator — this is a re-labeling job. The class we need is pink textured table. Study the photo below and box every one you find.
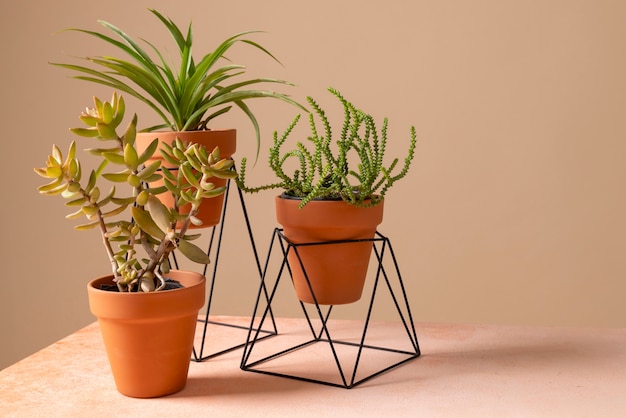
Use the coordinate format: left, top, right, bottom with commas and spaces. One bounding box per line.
1, 316, 625, 417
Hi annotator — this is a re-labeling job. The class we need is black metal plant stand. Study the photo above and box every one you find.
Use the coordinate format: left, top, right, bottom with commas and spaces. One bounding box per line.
170, 178, 278, 362
240, 229, 421, 388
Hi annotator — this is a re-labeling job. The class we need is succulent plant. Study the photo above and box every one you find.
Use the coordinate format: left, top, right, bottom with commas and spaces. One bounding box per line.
237, 87, 417, 208
35, 93, 237, 292
51, 9, 305, 159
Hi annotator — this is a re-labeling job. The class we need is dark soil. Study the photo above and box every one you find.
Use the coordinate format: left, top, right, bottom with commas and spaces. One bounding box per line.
99, 278, 184, 292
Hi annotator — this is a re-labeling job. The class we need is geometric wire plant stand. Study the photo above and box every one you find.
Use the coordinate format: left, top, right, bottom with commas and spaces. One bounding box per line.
241, 228, 421, 388
169, 178, 278, 362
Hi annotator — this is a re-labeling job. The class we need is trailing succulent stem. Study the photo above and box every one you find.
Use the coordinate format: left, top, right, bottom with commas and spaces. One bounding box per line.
237, 87, 417, 208
35, 93, 237, 292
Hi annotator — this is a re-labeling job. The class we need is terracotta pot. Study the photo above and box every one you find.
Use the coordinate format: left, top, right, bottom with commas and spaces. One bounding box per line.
136, 129, 237, 229
87, 270, 206, 398
275, 195, 384, 305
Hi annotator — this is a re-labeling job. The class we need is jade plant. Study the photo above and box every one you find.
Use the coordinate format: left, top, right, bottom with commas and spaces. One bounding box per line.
51, 9, 304, 159
237, 87, 417, 208
34, 93, 237, 292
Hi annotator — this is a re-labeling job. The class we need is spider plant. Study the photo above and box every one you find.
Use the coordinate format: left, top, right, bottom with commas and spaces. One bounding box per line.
51, 9, 304, 159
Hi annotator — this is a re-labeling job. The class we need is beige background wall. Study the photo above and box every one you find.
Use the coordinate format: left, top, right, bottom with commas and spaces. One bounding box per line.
2, 0, 625, 370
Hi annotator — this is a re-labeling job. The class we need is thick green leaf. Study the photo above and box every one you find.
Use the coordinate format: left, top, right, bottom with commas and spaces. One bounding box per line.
137, 138, 159, 165
137, 160, 161, 180
123, 114, 137, 145
74, 221, 100, 231
102, 152, 125, 165
102, 204, 128, 218
124, 143, 139, 171
70, 127, 100, 138
131, 206, 165, 239
37, 178, 65, 193
178, 239, 211, 264
180, 163, 200, 187
102, 172, 131, 182
97, 122, 117, 139
145, 195, 171, 233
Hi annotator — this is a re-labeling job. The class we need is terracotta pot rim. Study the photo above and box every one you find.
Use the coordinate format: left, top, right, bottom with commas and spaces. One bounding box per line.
135, 129, 237, 155
277, 192, 383, 204
88, 270, 205, 295
137, 128, 237, 134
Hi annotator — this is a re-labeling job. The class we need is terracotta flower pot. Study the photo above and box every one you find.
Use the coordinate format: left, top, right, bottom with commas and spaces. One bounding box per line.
135, 129, 237, 229
275, 195, 384, 305
87, 270, 206, 398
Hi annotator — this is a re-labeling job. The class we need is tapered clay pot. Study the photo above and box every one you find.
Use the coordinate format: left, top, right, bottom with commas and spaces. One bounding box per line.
87, 270, 206, 398
136, 129, 236, 229
275, 195, 384, 305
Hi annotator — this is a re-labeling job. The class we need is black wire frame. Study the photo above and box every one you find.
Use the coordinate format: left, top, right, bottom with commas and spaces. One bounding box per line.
169, 177, 278, 362
240, 228, 421, 389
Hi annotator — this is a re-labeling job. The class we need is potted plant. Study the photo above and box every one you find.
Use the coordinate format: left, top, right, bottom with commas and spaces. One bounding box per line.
237, 87, 417, 305
34, 93, 238, 398
52, 9, 304, 227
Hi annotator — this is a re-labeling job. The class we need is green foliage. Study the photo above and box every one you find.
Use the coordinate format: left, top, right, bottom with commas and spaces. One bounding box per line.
34, 93, 237, 292
237, 87, 417, 208
51, 9, 305, 159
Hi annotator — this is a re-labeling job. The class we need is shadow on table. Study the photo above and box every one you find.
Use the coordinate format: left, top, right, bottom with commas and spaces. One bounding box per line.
172, 373, 307, 398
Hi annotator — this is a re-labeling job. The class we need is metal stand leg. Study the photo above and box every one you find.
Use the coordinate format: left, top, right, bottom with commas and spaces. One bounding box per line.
170, 178, 278, 362
241, 229, 421, 388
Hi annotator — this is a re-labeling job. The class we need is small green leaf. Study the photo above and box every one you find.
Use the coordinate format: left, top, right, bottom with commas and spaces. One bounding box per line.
65, 196, 87, 207
65, 208, 85, 220
37, 178, 64, 193
136, 190, 149, 206
102, 204, 128, 218
163, 178, 177, 194
178, 239, 211, 264
110, 196, 136, 205
102, 152, 125, 165
111, 94, 126, 127
131, 206, 165, 239
137, 160, 161, 180
127, 174, 141, 187
211, 169, 238, 180
124, 143, 139, 171
102, 172, 130, 182
102, 101, 114, 124
81, 205, 99, 216
138, 138, 159, 165
71, 127, 100, 138
181, 163, 200, 187
96, 123, 117, 139
45, 166, 63, 178
66, 182, 81, 193
75, 221, 100, 231
202, 186, 227, 198
145, 195, 171, 233
143, 173, 162, 183
123, 114, 137, 145
52, 145, 63, 164
79, 115, 100, 127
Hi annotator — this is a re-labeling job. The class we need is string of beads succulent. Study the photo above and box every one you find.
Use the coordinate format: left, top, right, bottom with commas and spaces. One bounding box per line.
237, 87, 417, 208
34, 93, 237, 292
